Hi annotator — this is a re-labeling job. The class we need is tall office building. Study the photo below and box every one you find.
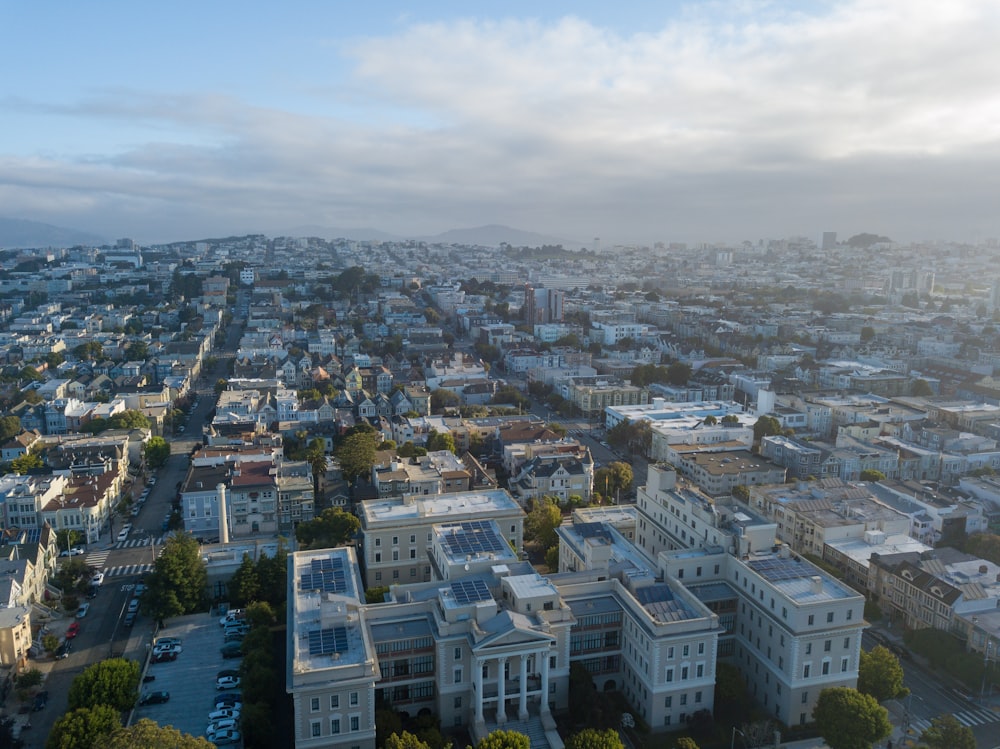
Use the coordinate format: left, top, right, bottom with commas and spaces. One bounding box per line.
525, 285, 564, 327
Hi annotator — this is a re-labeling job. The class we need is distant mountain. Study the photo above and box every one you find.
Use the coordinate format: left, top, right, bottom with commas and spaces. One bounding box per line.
422, 224, 584, 249
274, 225, 402, 242
0, 217, 108, 249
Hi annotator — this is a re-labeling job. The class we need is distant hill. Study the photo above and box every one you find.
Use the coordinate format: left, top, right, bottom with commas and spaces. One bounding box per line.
422, 224, 583, 249
274, 224, 402, 242
0, 217, 108, 249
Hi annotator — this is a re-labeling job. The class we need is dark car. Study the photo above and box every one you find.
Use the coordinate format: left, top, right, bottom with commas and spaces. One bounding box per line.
123, 611, 136, 628
220, 642, 243, 659
32, 690, 48, 712
889, 643, 912, 661
55, 642, 71, 659
139, 691, 170, 705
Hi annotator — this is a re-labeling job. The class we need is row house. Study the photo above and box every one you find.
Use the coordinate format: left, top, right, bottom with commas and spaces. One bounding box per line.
40, 471, 120, 545
372, 451, 474, 499
0, 474, 68, 531
509, 454, 594, 505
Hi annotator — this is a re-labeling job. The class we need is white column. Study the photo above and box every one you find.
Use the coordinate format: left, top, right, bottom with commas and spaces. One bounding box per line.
540, 650, 550, 714
518, 654, 529, 719
474, 657, 483, 724
497, 656, 507, 724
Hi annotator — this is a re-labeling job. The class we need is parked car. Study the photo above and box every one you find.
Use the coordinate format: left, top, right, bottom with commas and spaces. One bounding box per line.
139, 691, 170, 705
76, 603, 90, 618
134, 583, 147, 596
219, 609, 245, 626
151, 650, 177, 663
206, 718, 239, 737
214, 692, 242, 708
123, 612, 136, 628
55, 642, 71, 659
65, 622, 80, 639
90, 571, 104, 586
155, 637, 182, 648
216, 675, 241, 690
32, 690, 48, 712
59, 547, 85, 557
220, 642, 243, 659
210, 729, 241, 746
223, 632, 244, 644
217, 669, 239, 679
153, 643, 182, 657
117, 529, 130, 542
208, 707, 240, 721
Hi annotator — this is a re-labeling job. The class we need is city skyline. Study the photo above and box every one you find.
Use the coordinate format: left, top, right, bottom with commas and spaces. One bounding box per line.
3, 0, 999, 245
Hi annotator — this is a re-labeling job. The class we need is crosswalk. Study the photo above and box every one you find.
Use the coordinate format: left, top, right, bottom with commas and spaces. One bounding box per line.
909, 708, 1000, 733
84, 538, 166, 579
104, 563, 155, 578
113, 536, 167, 550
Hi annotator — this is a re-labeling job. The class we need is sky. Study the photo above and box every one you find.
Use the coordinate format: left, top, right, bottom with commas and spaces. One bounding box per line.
2, 0, 1000, 246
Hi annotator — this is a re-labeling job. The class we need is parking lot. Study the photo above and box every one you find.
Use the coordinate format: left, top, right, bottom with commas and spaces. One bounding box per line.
134, 610, 242, 744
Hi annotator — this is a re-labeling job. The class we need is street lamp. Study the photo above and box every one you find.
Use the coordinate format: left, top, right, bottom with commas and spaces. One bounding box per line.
730, 726, 746, 749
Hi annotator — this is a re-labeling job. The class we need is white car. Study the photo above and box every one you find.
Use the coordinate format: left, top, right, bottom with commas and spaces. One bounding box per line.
76, 602, 90, 618
207, 707, 240, 722
60, 547, 85, 557
216, 675, 241, 690
206, 718, 239, 737
211, 729, 241, 746
153, 643, 182, 656
90, 572, 104, 586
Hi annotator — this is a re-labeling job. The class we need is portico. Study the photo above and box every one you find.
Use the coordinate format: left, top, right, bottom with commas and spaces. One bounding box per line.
472, 645, 552, 725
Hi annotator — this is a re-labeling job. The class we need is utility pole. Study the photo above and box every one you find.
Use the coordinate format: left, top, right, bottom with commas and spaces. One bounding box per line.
982, 638, 994, 702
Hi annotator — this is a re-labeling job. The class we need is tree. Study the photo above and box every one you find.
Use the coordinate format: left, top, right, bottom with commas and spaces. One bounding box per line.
385, 732, 432, 749
47, 705, 121, 749
911, 378, 934, 396
335, 426, 379, 483
859, 469, 885, 482
919, 713, 976, 749
476, 729, 530, 749
667, 361, 692, 386
752, 416, 782, 443
812, 687, 891, 749
426, 429, 456, 454
858, 646, 908, 702
674, 739, 700, 749
215, 378, 229, 394
860, 326, 875, 343
143, 436, 171, 468
565, 728, 625, 749
526, 496, 562, 548
430, 388, 460, 413
0, 414, 21, 443
228, 553, 260, 606
124, 341, 149, 361
67, 658, 140, 711
15, 668, 42, 689
142, 533, 207, 623
594, 462, 633, 502
104, 719, 215, 749
295, 507, 361, 550
10, 452, 43, 474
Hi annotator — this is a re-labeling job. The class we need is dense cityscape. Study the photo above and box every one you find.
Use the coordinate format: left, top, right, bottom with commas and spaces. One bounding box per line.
0, 231, 997, 749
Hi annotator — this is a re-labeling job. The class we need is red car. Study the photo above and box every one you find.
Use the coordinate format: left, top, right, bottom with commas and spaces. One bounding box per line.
65, 622, 81, 639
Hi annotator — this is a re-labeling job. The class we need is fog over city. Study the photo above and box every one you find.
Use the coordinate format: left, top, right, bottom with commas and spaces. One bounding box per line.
2, 0, 1000, 244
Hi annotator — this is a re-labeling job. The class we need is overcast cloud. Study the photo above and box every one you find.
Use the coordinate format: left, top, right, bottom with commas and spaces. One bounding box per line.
1, 0, 999, 245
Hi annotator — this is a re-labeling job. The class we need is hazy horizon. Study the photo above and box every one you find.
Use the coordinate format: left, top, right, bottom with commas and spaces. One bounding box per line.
3, 1, 999, 246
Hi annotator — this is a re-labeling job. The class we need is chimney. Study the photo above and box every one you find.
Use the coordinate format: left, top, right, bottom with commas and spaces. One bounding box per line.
217, 483, 230, 545
810, 576, 823, 594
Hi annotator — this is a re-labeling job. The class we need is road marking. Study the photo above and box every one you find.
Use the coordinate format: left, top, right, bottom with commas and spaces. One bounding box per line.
105, 563, 155, 578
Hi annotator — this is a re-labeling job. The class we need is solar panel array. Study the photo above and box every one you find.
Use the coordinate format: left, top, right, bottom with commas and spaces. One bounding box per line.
747, 558, 811, 582
299, 555, 348, 594
443, 520, 506, 557
451, 578, 492, 605
307, 626, 349, 656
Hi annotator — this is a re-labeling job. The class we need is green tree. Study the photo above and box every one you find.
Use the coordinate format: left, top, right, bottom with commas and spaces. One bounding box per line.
67, 658, 140, 711
911, 378, 934, 396
860, 326, 875, 343
15, 668, 42, 689
105, 718, 215, 748
594, 461, 633, 502
526, 496, 562, 548
919, 713, 976, 749
296, 507, 361, 550
476, 729, 530, 749
666, 361, 692, 386
544, 545, 559, 570
752, 415, 782, 443
859, 469, 885, 482
812, 687, 891, 749
565, 728, 625, 749
674, 739, 700, 749
244, 600, 277, 629
10, 452, 43, 474
240, 700, 276, 747
426, 429, 457, 454
143, 436, 171, 468
254, 544, 288, 607
430, 388, 461, 413
858, 645, 908, 702
228, 553, 260, 606
47, 704, 121, 749
142, 533, 207, 623
366, 586, 390, 604
0, 414, 21, 443
124, 341, 149, 361
215, 378, 229, 394
385, 731, 432, 749
398, 440, 427, 458
107, 409, 150, 430
335, 427, 379, 482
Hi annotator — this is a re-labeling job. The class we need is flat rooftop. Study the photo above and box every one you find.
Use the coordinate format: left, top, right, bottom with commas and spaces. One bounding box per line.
361, 488, 522, 526
744, 553, 858, 603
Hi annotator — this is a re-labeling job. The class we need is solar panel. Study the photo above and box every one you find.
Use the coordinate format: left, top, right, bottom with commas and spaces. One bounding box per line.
299, 568, 348, 594
307, 626, 350, 655
311, 557, 344, 573
747, 558, 811, 582
443, 521, 506, 557
451, 579, 492, 605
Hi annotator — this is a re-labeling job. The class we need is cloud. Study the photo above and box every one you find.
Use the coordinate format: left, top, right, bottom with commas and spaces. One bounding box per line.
3, 0, 1000, 243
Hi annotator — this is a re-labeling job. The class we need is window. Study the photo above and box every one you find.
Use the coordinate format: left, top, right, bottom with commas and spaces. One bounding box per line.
454, 696, 462, 708
681, 667, 689, 679
678, 568, 684, 579
392, 550, 399, 561
392, 536, 398, 545
803, 664, 811, 678
455, 668, 462, 683
331, 718, 341, 734
847, 608, 853, 620
331, 695, 340, 709
843, 637, 850, 649
801, 691, 808, 704
827, 611, 834, 623
807, 614, 814, 625
311, 721, 322, 738
375, 552, 382, 563
667, 647, 674, 658
824, 640, 831, 653
698, 642, 704, 655
841, 657, 849, 673
375, 572, 382, 582
410, 549, 416, 559
410, 534, 415, 543
683, 645, 689, 657
696, 664, 703, 677
664, 695, 672, 707
350, 716, 360, 732
806, 643, 812, 655
310, 697, 320, 712
821, 661, 830, 675
680, 694, 687, 706
454, 647, 462, 660
666, 668, 674, 682
695, 691, 702, 703
375, 538, 381, 547
350, 692, 358, 707
393, 570, 399, 580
